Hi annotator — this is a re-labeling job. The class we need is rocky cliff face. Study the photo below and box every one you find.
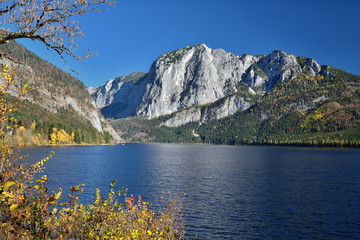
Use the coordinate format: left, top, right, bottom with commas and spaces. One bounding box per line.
88, 72, 146, 109
160, 92, 253, 127
90, 44, 324, 126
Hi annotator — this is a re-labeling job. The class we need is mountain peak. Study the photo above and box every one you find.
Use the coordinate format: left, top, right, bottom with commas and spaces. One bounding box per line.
271, 49, 290, 54
90, 45, 338, 126
193, 43, 208, 48
158, 44, 209, 60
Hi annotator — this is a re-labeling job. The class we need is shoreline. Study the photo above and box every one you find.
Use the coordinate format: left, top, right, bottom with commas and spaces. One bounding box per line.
20, 142, 118, 148
17, 140, 360, 150
85, 141, 360, 150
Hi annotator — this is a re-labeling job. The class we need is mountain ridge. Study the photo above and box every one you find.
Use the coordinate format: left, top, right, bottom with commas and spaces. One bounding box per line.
0, 40, 120, 144
89, 44, 359, 146
89, 44, 340, 126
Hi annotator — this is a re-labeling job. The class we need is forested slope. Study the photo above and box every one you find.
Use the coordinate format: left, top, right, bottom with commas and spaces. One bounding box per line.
0, 40, 112, 145
111, 67, 360, 147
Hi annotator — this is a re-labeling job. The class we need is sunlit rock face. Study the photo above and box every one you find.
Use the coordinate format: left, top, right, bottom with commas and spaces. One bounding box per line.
89, 44, 321, 126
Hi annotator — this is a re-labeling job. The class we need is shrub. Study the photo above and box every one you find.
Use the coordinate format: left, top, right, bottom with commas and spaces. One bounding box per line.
0, 65, 185, 239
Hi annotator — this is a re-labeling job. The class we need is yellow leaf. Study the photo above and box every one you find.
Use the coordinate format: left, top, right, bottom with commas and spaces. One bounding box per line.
10, 204, 19, 211
110, 180, 116, 187
55, 188, 62, 200
4, 181, 16, 188
48, 196, 56, 203
2, 191, 15, 198
36, 175, 48, 183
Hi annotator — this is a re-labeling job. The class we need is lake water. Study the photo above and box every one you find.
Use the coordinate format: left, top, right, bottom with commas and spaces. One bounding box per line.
21, 144, 360, 239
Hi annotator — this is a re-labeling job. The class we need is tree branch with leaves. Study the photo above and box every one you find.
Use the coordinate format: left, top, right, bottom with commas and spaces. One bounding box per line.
0, 0, 115, 67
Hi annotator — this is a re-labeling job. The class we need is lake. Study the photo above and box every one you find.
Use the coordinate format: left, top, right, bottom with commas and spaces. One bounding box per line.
21, 144, 360, 239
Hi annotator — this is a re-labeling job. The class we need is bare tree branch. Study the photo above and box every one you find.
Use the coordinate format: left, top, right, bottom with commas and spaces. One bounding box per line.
0, 0, 115, 67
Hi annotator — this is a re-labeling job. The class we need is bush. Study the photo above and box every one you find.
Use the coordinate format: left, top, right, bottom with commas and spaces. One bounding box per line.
0, 65, 185, 239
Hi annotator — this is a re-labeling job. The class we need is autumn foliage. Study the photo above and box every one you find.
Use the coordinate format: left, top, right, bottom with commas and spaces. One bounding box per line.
0, 1, 185, 237
0, 0, 115, 64
0, 66, 185, 239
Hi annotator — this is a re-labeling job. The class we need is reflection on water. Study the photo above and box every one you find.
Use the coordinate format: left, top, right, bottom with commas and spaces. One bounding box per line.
22, 144, 360, 239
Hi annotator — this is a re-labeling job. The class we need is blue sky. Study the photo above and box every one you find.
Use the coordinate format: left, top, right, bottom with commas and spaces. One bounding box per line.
18, 0, 360, 87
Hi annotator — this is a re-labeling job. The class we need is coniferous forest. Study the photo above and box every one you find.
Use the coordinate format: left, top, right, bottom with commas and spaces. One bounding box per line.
111, 66, 360, 147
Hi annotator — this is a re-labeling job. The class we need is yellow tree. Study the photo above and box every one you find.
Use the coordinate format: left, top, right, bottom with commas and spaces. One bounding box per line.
0, 65, 27, 177
30, 121, 36, 131
50, 128, 73, 144
49, 127, 57, 144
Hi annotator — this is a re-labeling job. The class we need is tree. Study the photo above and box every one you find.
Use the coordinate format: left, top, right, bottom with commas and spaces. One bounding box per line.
0, 0, 115, 66
74, 129, 82, 143
0, 64, 27, 178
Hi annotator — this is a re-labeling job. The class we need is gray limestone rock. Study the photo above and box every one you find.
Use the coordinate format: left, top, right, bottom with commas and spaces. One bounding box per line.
89, 44, 324, 127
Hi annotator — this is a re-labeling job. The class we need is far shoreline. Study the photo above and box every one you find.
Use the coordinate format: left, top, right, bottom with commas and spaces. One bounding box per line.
17, 140, 360, 150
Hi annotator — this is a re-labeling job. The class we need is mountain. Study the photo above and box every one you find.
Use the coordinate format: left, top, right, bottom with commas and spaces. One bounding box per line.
91, 44, 360, 147
0, 40, 119, 144
91, 44, 327, 125
88, 72, 146, 109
